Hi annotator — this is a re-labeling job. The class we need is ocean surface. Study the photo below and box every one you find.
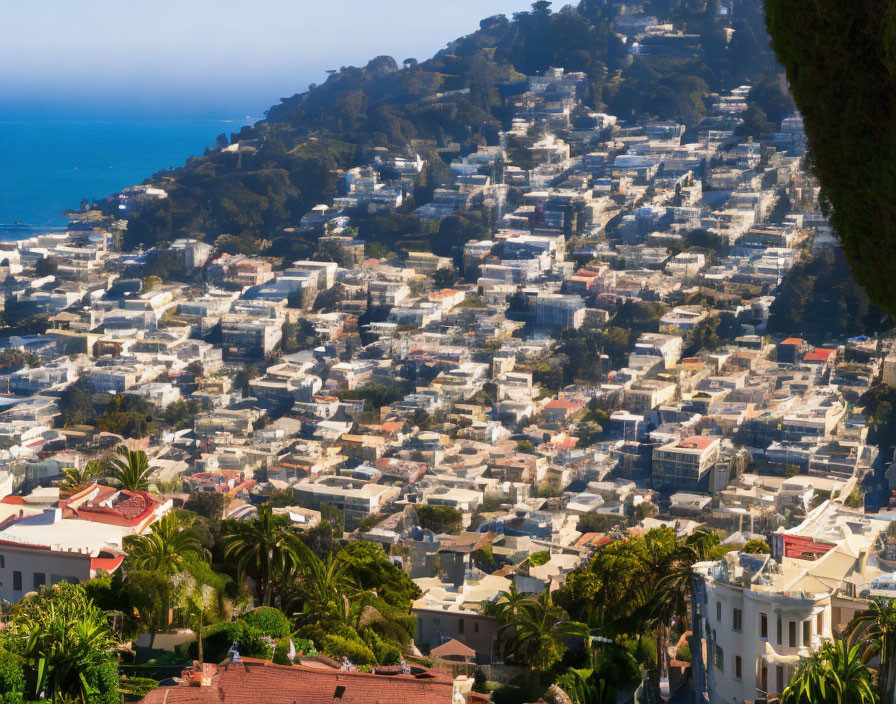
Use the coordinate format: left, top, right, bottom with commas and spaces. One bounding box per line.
0, 116, 258, 235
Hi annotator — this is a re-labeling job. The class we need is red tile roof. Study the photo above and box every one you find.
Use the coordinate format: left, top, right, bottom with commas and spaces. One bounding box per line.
779, 337, 806, 346
804, 348, 835, 362
675, 436, 718, 450
139, 659, 458, 704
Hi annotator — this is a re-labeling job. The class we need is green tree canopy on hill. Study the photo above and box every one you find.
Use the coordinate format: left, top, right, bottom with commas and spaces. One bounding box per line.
765, 0, 896, 316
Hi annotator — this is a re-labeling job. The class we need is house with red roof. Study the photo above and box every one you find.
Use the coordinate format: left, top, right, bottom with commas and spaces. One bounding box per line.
0, 483, 170, 603
803, 347, 837, 366
777, 337, 809, 364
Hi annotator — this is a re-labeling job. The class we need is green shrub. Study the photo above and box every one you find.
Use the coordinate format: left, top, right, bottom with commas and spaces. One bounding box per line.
676, 641, 692, 663
198, 620, 270, 663
241, 607, 291, 639
374, 642, 402, 666
0, 651, 24, 695
119, 676, 159, 699
320, 634, 377, 666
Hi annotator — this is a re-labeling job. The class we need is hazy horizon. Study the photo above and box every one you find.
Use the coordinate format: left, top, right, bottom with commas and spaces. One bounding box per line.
2, 0, 565, 120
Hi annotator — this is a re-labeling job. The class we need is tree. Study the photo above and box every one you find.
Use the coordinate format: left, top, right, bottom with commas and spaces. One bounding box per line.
58, 382, 94, 426
108, 447, 153, 492
742, 539, 771, 554
221, 505, 299, 606
764, 0, 896, 316
845, 598, 896, 704
124, 512, 207, 574
58, 462, 101, 496
734, 102, 774, 139
490, 583, 531, 623
415, 504, 463, 534
4, 582, 119, 704
0, 349, 40, 373
97, 394, 156, 438
497, 586, 587, 671
780, 638, 875, 704
184, 491, 228, 520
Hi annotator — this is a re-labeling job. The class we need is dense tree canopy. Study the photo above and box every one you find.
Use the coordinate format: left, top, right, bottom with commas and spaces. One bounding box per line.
765, 0, 896, 316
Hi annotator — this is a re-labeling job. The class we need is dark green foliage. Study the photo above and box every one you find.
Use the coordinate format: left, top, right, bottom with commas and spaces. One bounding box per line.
199, 619, 271, 663
184, 492, 227, 521
0, 350, 40, 374
0, 651, 25, 698
96, 394, 156, 438
339, 382, 407, 412
576, 512, 624, 534
3, 582, 120, 704
337, 541, 421, 611
743, 539, 771, 554
34, 256, 59, 277
861, 383, 896, 451
734, 103, 774, 140
58, 382, 95, 427
415, 504, 463, 534
767, 247, 890, 342
747, 73, 796, 125
765, 0, 896, 316
241, 607, 292, 639
163, 399, 203, 430
555, 326, 631, 382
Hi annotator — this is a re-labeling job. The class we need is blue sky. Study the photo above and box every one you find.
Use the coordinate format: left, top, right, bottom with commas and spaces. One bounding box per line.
2, 0, 556, 118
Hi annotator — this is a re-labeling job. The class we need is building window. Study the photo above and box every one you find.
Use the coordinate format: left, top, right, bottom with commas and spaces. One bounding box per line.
12, 571, 21, 592
777, 615, 783, 645
817, 612, 823, 633
33, 573, 45, 590
735, 655, 742, 680
733, 608, 742, 631
714, 645, 724, 672
458, 618, 464, 635
776, 665, 785, 694
474, 622, 479, 633
0, 555, 4, 569
760, 662, 768, 692
760, 612, 768, 639
803, 620, 811, 645
716, 601, 722, 622
789, 621, 797, 648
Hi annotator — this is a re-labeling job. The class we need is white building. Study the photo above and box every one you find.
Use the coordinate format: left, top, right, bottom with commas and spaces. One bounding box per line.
693, 504, 888, 703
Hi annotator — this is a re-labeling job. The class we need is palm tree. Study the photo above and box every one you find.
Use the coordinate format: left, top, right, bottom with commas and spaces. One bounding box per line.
124, 512, 206, 574
659, 529, 721, 629
221, 505, 300, 606
498, 586, 587, 671
292, 547, 356, 622
781, 638, 875, 704
108, 447, 153, 492
846, 597, 896, 704
58, 463, 101, 496
491, 582, 530, 622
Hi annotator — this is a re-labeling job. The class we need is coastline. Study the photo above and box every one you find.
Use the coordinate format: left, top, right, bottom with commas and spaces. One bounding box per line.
0, 115, 260, 236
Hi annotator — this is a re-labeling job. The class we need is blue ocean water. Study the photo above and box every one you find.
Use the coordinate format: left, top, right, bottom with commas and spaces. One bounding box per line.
0, 116, 257, 231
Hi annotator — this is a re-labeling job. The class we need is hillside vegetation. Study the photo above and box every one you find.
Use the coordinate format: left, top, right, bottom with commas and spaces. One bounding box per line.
122, 0, 777, 253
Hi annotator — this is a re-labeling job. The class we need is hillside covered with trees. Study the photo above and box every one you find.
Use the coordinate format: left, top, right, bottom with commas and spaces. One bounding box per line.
120, 0, 781, 253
